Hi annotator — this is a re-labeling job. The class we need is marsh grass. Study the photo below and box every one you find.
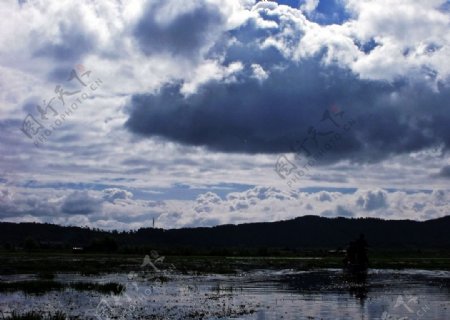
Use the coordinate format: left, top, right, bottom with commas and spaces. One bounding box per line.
37, 272, 55, 280
69, 281, 124, 294
0, 252, 448, 278
5, 311, 66, 320
0, 280, 124, 295
0, 281, 63, 295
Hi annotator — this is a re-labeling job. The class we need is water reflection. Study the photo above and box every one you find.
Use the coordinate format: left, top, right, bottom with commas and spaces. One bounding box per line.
277, 268, 369, 301
0, 269, 449, 320
344, 268, 368, 303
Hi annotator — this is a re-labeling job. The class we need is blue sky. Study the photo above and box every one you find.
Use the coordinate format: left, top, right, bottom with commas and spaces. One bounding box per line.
284, 0, 351, 24
0, 0, 449, 230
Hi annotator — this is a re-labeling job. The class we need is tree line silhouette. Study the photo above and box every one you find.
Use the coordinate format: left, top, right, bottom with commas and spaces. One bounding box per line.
0, 215, 449, 254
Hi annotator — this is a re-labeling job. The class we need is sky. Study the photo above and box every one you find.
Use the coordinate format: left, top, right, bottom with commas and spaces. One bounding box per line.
0, 0, 449, 230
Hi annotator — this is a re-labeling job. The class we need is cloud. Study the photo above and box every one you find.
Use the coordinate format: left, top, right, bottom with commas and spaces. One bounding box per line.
0, 188, 61, 219
321, 205, 354, 218
61, 191, 102, 215
126, 66, 450, 160
336, 205, 354, 217
0, 189, 12, 202
194, 192, 222, 213
126, 1, 450, 162
431, 189, 448, 206
133, 0, 226, 59
1, 185, 449, 229
317, 191, 333, 202
0, 0, 449, 230
437, 165, 450, 178
356, 189, 388, 211
300, 0, 319, 14
33, 19, 96, 64
103, 188, 133, 203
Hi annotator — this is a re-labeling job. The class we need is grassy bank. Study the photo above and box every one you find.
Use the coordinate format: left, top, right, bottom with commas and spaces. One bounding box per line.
0, 251, 449, 275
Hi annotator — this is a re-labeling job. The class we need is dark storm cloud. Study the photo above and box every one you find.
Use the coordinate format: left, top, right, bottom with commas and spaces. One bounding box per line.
133, 0, 224, 58
125, 55, 450, 163
125, 1, 450, 163
61, 191, 102, 215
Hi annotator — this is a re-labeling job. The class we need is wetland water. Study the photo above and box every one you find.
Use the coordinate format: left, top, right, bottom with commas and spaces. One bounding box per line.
0, 269, 449, 319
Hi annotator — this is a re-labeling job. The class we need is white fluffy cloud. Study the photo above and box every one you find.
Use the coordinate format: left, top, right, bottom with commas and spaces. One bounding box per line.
356, 189, 388, 211
103, 188, 133, 203
0, 185, 449, 230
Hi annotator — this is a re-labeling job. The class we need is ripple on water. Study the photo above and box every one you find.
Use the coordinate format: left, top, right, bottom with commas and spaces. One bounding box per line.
0, 269, 449, 320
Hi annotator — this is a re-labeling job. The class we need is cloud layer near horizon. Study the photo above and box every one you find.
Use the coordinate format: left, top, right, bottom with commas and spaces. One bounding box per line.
0, 185, 449, 230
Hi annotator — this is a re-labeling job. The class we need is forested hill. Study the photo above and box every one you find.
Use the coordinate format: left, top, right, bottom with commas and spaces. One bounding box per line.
0, 215, 449, 251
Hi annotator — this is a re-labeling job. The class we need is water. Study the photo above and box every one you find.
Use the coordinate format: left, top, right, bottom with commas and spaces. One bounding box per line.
1, 269, 449, 319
